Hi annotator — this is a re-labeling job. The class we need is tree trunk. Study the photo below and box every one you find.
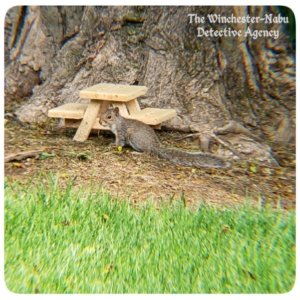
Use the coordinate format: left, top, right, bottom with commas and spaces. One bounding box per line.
5, 6, 295, 166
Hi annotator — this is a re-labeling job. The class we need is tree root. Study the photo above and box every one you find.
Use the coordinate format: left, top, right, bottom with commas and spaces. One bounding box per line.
175, 120, 262, 159
176, 131, 244, 159
214, 121, 263, 142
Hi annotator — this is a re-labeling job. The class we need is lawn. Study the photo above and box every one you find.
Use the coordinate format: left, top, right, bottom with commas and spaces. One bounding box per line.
4, 173, 295, 293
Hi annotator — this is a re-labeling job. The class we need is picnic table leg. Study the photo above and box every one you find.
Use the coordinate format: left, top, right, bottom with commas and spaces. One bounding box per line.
99, 100, 110, 114
73, 99, 102, 142
111, 102, 129, 117
126, 98, 141, 114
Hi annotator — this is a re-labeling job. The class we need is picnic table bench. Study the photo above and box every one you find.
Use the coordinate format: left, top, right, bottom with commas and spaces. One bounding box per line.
48, 83, 177, 142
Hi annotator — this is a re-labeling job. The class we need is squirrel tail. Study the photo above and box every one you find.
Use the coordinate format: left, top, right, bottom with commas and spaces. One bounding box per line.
153, 148, 231, 169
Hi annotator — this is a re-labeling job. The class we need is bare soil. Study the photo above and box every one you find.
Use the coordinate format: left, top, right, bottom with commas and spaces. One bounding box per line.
4, 118, 296, 210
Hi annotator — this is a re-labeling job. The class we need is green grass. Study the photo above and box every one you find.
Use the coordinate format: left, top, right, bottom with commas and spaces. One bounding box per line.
5, 173, 295, 293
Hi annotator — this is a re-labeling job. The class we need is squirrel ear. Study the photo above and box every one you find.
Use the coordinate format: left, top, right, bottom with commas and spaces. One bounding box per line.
114, 107, 119, 115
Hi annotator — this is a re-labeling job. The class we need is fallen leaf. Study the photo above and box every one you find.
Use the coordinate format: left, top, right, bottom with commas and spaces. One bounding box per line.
39, 152, 55, 160
12, 162, 25, 168
103, 264, 115, 273
103, 213, 110, 220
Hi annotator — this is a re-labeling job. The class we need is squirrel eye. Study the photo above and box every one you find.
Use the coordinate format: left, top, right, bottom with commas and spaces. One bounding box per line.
107, 115, 112, 119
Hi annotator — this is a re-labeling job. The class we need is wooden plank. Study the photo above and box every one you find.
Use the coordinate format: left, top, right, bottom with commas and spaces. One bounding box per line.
98, 100, 111, 114
65, 118, 160, 131
80, 84, 128, 100
48, 103, 88, 119
79, 83, 115, 96
79, 83, 148, 101
73, 100, 102, 141
127, 108, 176, 125
149, 109, 177, 123
111, 85, 147, 100
151, 124, 162, 130
117, 86, 147, 101
126, 98, 141, 114
65, 118, 108, 130
126, 108, 159, 118
133, 115, 158, 125
112, 102, 129, 117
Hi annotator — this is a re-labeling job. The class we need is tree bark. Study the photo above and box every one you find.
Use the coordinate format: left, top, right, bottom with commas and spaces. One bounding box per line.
5, 6, 295, 165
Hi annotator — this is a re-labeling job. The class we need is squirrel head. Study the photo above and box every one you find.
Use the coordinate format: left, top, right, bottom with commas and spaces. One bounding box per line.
99, 107, 119, 127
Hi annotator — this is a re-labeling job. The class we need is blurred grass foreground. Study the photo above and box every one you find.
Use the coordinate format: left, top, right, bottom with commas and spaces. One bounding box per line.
4, 173, 295, 293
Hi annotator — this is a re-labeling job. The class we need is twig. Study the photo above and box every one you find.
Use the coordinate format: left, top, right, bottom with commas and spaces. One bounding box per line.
210, 132, 245, 159
175, 128, 245, 158
5, 150, 43, 163
5, 113, 26, 127
175, 133, 201, 141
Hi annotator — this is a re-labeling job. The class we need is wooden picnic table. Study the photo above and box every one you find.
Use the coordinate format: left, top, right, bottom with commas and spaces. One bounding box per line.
48, 83, 176, 142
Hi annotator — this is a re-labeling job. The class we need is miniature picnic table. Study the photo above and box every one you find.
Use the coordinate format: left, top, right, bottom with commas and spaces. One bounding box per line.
48, 83, 176, 142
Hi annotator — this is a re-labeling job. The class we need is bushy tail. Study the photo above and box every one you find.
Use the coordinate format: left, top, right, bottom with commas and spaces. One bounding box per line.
153, 148, 231, 169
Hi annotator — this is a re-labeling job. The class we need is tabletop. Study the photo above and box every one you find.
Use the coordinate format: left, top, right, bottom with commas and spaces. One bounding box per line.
79, 83, 148, 102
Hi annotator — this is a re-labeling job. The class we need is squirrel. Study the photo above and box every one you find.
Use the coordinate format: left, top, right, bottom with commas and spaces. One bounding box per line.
99, 107, 231, 169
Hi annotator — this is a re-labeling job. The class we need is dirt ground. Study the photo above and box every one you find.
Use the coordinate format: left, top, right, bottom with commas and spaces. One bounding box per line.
4, 118, 296, 210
